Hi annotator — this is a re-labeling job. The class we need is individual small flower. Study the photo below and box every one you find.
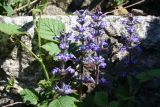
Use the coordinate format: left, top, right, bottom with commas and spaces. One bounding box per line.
62, 84, 73, 94
134, 46, 142, 54
99, 62, 107, 68
74, 10, 86, 18
100, 41, 108, 48
75, 25, 86, 32
83, 76, 95, 83
77, 17, 86, 25
99, 77, 108, 85
54, 84, 73, 94
98, 21, 107, 28
127, 26, 135, 34
119, 46, 127, 52
65, 66, 75, 74
59, 42, 69, 50
84, 56, 95, 64
54, 85, 60, 91
52, 67, 60, 75
93, 56, 105, 64
130, 35, 140, 43
79, 45, 86, 52
56, 54, 70, 62
88, 22, 94, 28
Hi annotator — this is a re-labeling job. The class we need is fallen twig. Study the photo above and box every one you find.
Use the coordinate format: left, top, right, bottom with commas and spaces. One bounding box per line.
2, 102, 24, 107
14, 0, 39, 12
104, 0, 145, 15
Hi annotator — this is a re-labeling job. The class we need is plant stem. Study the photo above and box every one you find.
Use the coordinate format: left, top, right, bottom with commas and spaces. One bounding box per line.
19, 40, 50, 81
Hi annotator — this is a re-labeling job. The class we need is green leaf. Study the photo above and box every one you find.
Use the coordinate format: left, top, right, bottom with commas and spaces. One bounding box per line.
37, 0, 48, 11
3, 4, 14, 16
38, 18, 65, 41
10, 0, 26, 5
109, 101, 119, 107
48, 96, 79, 107
116, 85, 130, 101
20, 88, 39, 105
38, 80, 52, 89
114, 0, 124, 5
136, 69, 160, 83
38, 101, 49, 107
94, 91, 108, 107
0, 23, 26, 36
41, 42, 60, 56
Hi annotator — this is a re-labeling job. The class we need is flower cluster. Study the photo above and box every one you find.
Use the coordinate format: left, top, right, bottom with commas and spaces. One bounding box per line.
74, 9, 108, 85
119, 14, 142, 76
54, 84, 73, 94
52, 32, 76, 94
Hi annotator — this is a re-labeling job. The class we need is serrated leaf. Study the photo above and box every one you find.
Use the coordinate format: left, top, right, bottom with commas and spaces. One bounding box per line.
41, 42, 60, 56
0, 23, 26, 36
94, 91, 108, 107
20, 88, 39, 105
48, 96, 79, 107
136, 69, 160, 83
3, 4, 14, 16
38, 18, 65, 41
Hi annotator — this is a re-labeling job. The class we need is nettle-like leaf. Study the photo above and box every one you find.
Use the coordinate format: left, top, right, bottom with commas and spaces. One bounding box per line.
38, 18, 65, 41
41, 42, 60, 56
3, 4, 14, 16
0, 23, 26, 36
94, 91, 108, 107
48, 96, 79, 107
136, 69, 160, 83
20, 88, 39, 105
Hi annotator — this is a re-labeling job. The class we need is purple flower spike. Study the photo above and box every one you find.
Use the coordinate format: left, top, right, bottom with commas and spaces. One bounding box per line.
66, 66, 75, 74
52, 67, 60, 75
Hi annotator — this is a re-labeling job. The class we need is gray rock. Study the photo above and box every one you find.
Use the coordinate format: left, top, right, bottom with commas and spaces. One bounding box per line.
44, 5, 65, 15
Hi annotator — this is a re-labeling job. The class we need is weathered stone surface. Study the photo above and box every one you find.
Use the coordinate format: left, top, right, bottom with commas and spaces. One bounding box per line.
44, 5, 65, 15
